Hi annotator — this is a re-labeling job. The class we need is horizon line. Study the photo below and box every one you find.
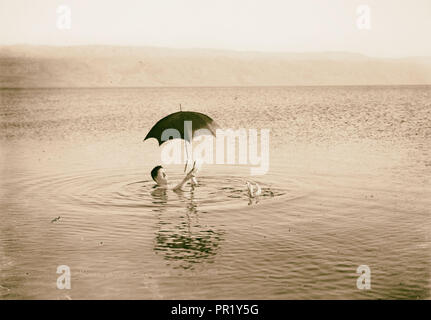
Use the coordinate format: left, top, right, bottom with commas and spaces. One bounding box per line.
2, 43, 431, 60
2, 84, 431, 90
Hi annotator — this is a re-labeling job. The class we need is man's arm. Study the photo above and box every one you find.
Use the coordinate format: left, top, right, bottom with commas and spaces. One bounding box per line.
173, 169, 195, 191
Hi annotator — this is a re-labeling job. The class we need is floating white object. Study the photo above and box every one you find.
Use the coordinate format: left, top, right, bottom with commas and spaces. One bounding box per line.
246, 181, 254, 197
246, 181, 261, 198
254, 183, 262, 197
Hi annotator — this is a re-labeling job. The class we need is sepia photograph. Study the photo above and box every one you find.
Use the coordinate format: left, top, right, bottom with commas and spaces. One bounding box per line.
0, 0, 430, 304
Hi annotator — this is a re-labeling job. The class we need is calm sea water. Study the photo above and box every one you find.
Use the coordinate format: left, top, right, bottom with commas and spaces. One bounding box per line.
0, 86, 430, 299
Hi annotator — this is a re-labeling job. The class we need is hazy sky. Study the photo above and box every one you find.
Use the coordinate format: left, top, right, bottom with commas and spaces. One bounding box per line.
1, 0, 430, 57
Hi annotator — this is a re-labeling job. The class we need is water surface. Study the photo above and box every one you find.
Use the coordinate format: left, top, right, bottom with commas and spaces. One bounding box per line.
1, 86, 430, 299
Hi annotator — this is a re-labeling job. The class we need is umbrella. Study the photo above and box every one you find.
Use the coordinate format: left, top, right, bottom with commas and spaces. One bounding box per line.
144, 111, 218, 145
144, 109, 218, 171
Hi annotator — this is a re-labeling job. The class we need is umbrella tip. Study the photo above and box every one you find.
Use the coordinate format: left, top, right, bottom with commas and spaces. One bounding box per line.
179, 103, 182, 112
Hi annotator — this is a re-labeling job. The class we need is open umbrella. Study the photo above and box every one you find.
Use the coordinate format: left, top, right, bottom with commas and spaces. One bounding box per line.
144, 109, 218, 171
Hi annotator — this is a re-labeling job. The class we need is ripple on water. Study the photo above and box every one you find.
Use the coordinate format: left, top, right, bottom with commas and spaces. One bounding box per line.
6, 169, 301, 215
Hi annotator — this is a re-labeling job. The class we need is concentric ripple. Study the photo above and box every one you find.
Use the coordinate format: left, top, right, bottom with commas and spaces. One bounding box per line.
6, 168, 296, 215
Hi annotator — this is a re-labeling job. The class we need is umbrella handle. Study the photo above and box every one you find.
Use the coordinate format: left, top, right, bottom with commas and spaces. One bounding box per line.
184, 140, 189, 172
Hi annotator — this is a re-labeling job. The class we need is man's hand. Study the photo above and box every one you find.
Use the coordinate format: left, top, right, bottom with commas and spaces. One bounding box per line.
185, 168, 196, 180
173, 165, 197, 191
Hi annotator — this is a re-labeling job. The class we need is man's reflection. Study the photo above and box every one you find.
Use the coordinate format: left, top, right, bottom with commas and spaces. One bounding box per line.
151, 186, 224, 270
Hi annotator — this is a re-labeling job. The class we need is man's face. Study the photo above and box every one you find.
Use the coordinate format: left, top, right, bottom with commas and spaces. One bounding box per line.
155, 168, 168, 185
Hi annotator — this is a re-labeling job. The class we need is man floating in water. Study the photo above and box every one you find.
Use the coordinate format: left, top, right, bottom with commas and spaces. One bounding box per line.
151, 161, 198, 191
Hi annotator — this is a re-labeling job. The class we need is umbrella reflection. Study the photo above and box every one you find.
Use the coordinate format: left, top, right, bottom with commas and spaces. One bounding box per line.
151, 186, 224, 270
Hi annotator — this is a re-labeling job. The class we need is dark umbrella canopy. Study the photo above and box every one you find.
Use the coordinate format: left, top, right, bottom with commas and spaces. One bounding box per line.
144, 111, 218, 145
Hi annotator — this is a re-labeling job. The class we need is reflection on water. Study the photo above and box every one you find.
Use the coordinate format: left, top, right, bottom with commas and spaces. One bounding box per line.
152, 187, 225, 269
149, 182, 287, 269
150, 187, 169, 208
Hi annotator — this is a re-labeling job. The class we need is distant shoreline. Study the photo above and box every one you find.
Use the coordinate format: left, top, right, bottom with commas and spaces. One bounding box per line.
2, 44, 430, 60
1, 45, 431, 88
2, 84, 431, 90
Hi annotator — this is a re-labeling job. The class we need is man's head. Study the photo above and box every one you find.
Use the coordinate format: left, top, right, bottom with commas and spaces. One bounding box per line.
151, 165, 168, 185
